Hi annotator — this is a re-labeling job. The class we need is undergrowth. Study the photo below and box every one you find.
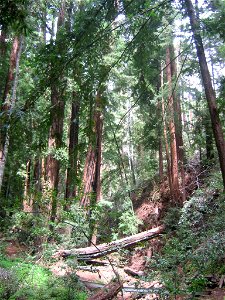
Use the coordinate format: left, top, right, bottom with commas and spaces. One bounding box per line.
148, 169, 225, 299
0, 257, 87, 300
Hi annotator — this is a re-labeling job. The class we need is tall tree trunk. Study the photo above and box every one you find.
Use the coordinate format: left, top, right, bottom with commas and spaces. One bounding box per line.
204, 116, 214, 161
91, 90, 103, 245
0, 29, 7, 57
65, 93, 80, 204
158, 138, 163, 181
185, 0, 225, 189
46, 2, 66, 222
24, 159, 31, 198
170, 44, 186, 202
161, 66, 173, 195
166, 46, 180, 202
0, 36, 23, 192
23, 159, 32, 212
80, 90, 103, 244
46, 85, 65, 222
0, 29, 7, 100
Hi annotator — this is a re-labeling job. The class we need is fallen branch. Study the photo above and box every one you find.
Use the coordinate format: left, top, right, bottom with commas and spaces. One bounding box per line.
87, 281, 122, 300
124, 267, 144, 277
53, 225, 165, 260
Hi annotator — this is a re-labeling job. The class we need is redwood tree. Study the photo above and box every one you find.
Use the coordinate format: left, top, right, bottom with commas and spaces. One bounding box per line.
184, 0, 225, 189
46, 2, 66, 222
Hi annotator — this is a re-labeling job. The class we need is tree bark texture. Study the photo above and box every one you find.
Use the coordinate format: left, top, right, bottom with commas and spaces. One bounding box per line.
158, 138, 164, 181
170, 44, 186, 202
54, 225, 165, 259
166, 46, 180, 202
161, 68, 173, 195
80, 91, 103, 209
0, 36, 23, 192
185, 0, 225, 189
65, 94, 80, 202
46, 2, 66, 222
87, 281, 122, 300
80, 91, 103, 244
46, 85, 65, 221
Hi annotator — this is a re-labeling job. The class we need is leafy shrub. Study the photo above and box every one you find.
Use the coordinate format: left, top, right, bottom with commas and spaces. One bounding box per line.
148, 170, 225, 297
0, 258, 87, 300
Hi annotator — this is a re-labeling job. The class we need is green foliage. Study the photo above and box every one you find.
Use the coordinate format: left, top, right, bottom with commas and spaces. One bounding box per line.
0, 258, 87, 300
148, 170, 225, 297
9, 212, 50, 247
59, 203, 89, 248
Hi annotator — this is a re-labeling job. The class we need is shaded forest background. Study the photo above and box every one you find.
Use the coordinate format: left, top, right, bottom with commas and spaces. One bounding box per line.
0, 0, 225, 299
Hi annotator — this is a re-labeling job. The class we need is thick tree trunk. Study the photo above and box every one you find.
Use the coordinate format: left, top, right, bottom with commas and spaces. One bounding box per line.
0, 36, 23, 192
185, 0, 225, 189
46, 2, 65, 222
166, 47, 180, 202
65, 94, 80, 204
54, 225, 165, 259
80, 90, 103, 244
46, 85, 65, 221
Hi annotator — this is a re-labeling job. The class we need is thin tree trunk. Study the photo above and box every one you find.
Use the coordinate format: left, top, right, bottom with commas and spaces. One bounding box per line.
158, 138, 163, 181
185, 0, 225, 189
23, 159, 32, 212
91, 90, 103, 244
205, 116, 214, 161
170, 44, 186, 202
166, 47, 180, 202
161, 66, 173, 195
0, 36, 23, 192
0, 29, 7, 57
65, 94, 80, 204
0, 29, 7, 100
80, 145, 96, 207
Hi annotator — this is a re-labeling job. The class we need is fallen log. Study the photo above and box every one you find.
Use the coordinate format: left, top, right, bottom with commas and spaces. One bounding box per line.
124, 267, 144, 277
53, 225, 165, 260
87, 281, 122, 300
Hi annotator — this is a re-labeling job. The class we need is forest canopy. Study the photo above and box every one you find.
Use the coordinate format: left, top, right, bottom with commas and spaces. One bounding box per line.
0, 0, 225, 298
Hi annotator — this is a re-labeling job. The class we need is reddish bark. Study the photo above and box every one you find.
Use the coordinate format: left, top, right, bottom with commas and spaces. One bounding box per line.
80, 91, 103, 244
0, 36, 22, 191
65, 95, 80, 202
54, 225, 165, 259
2, 37, 20, 107
185, 0, 225, 189
170, 44, 186, 202
88, 281, 122, 300
80, 145, 97, 207
80, 91, 103, 208
23, 159, 32, 212
46, 2, 66, 222
0, 29, 7, 57
46, 85, 65, 221
166, 46, 180, 202
161, 66, 172, 196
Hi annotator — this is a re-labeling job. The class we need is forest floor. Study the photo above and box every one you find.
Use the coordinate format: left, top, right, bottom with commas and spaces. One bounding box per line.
2, 159, 225, 299
3, 238, 225, 299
